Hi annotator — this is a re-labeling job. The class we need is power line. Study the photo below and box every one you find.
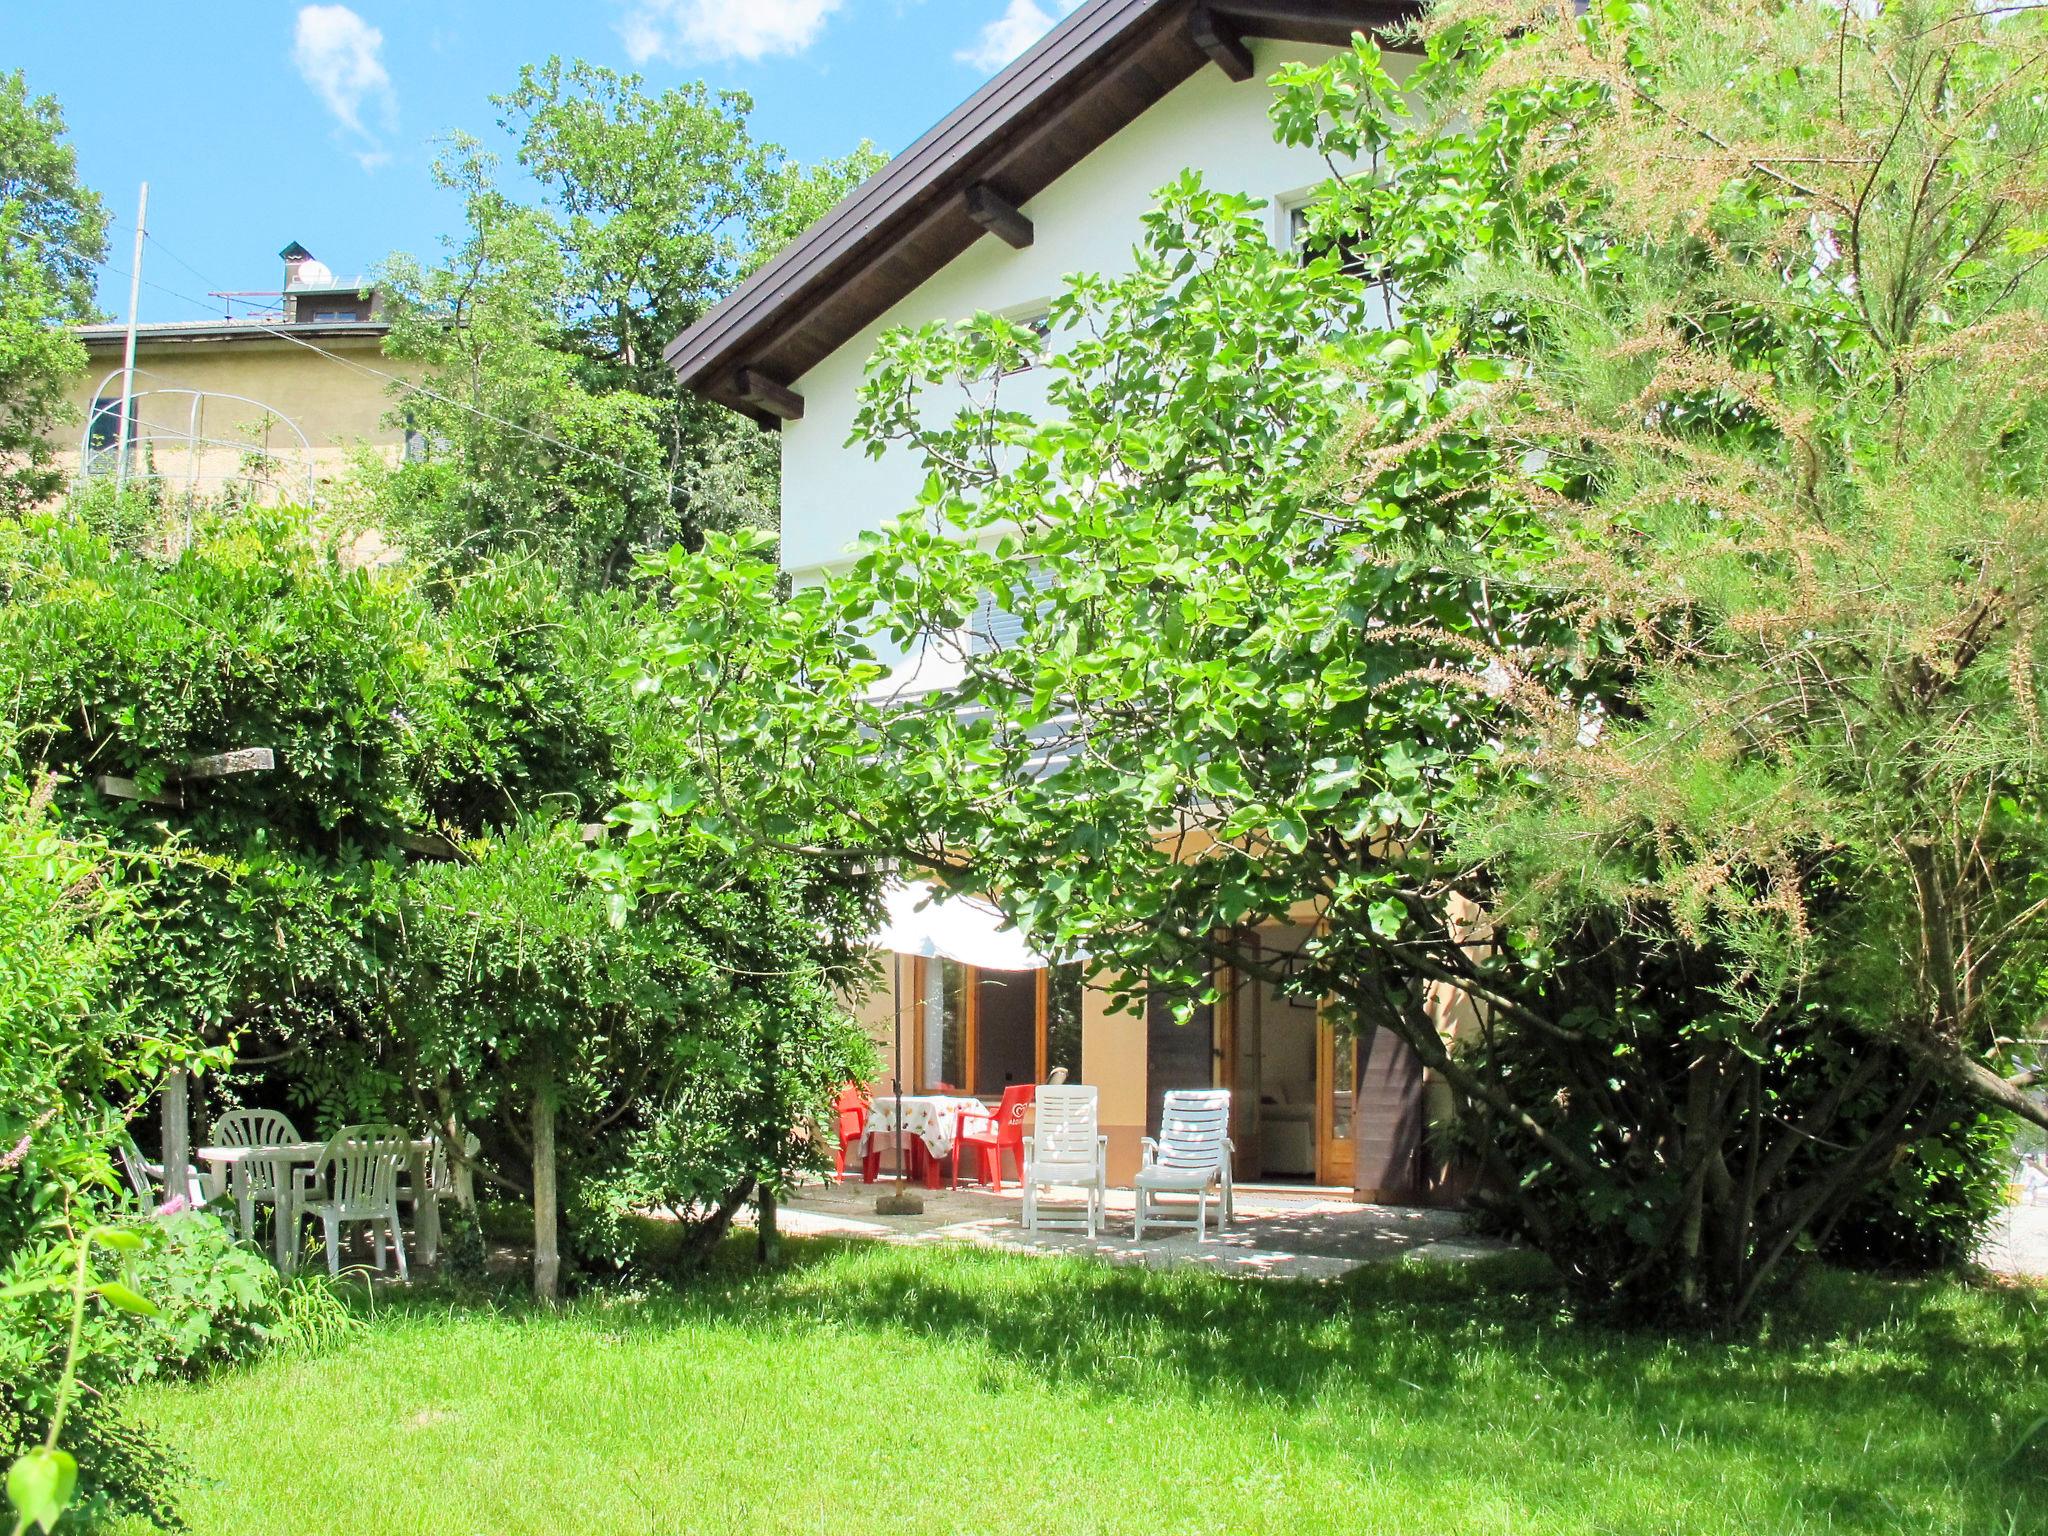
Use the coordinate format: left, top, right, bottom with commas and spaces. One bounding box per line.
137, 230, 224, 294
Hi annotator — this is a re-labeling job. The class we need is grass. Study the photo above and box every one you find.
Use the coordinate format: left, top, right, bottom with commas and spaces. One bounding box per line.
122, 1240, 2047, 1536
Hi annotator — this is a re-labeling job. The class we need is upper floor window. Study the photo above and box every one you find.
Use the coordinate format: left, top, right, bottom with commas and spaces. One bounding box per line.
1285, 198, 1399, 331
85, 396, 131, 473
996, 308, 1053, 378
967, 559, 1057, 656
87, 396, 127, 453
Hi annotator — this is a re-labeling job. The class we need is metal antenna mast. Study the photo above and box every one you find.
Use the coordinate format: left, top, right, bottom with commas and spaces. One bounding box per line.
115, 181, 147, 498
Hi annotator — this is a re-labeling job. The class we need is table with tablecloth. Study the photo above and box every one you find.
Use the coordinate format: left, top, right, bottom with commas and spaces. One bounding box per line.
859, 1094, 987, 1172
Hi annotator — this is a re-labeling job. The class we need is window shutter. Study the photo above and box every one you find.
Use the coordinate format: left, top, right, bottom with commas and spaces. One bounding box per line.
969, 560, 1057, 655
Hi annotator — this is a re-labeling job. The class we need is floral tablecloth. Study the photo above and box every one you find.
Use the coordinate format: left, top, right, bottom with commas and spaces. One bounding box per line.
861, 1094, 987, 1162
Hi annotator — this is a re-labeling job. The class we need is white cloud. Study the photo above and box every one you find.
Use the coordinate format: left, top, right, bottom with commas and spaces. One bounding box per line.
956, 0, 1081, 75
619, 0, 844, 63
293, 5, 396, 162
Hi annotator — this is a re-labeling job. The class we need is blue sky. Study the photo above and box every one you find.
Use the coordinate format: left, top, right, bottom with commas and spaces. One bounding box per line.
8, 0, 1082, 321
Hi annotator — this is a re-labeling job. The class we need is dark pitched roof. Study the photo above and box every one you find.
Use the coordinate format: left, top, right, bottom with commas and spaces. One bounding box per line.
665, 0, 1418, 424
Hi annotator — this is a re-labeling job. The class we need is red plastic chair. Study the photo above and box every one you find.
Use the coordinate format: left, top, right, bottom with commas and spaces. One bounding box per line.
832, 1085, 869, 1182
952, 1085, 1036, 1192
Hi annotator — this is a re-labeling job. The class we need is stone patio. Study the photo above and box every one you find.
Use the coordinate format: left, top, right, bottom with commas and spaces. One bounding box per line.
1984, 1202, 2048, 1279
765, 1178, 1511, 1281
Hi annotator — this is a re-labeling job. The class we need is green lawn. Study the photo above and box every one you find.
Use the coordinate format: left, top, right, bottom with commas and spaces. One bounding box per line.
124, 1242, 2047, 1535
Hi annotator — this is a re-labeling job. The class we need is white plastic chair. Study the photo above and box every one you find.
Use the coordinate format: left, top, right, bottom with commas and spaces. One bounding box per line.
211, 1109, 301, 1242
395, 1130, 477, 1220
1022, 1084, 1108, 1238
118, 1137, 210, 1211
288, 1130, 410, 1280
1134, 1090, 1234, 1242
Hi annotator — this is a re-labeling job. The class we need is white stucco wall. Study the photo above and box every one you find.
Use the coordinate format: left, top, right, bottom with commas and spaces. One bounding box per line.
780, 39, 1399, 585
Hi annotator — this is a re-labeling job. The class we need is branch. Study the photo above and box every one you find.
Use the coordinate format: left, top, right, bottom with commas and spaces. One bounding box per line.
1371, 928, 1588, 1046
1897, 1025, 2048, 1132
1351, 991, 1600, 1183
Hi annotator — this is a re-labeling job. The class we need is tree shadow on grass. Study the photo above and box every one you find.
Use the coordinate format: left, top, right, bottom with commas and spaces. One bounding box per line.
375, 1230, 2048, 1524
650, 1237, 2047, 1517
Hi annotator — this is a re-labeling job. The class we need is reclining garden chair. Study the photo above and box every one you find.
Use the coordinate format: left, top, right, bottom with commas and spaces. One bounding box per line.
1022, 1084, 1108, 1238
118, 1137, 211, 1212
1133, 1089, 1233, 1242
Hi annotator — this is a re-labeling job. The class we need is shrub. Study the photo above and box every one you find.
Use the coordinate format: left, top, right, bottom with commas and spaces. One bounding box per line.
1826, 1104, 2015, 1273
0, 1387, 182, 1535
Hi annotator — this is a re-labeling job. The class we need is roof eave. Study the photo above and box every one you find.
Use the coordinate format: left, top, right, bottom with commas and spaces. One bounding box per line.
74, 321, 393, 348
666, 0, 1418, 420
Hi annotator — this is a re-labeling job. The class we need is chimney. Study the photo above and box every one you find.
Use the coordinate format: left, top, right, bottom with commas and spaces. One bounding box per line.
280, 241, 318, 285
279, 242, 316, 321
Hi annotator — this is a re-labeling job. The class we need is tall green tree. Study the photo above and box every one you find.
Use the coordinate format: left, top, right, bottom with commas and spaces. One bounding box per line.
622, 0, 2048, 1324
374, 62, 883, 587
0, 71, 106, 513
395, 821, 874, 1302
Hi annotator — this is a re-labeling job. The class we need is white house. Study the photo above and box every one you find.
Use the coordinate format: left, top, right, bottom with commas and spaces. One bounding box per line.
666, 0, 1443, 1202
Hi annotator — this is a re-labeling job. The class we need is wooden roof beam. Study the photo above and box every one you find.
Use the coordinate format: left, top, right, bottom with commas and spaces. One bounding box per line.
964, 183, 1036, 250
1190, 6, 1256, 82
734, 368, 805, 422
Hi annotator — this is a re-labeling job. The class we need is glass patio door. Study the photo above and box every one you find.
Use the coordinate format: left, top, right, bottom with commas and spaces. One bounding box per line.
1317, 1022, 1356, 1188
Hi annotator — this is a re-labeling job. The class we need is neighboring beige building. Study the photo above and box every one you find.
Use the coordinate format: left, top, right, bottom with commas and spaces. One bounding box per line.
52, 243, 420, 502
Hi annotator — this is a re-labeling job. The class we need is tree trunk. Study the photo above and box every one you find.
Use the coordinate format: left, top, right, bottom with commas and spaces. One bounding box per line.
756, 1185, 780, 1266
676, 1178, 755, 1269
435, 1087, 476, 1214
450, 1117, 476, 1214
160, 1068, 190, 1208
531, 1081, 559, 1304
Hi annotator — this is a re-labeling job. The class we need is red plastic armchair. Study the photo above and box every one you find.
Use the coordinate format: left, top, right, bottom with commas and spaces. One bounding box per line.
832, 1084, 869, 1182
952, 1084, 1035, 1193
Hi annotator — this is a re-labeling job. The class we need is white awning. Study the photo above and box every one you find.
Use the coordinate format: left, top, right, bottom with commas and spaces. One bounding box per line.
873, 880, 1053, 971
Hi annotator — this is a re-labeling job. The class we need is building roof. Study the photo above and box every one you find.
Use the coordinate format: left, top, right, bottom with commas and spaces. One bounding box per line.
73, 319, 390, 349
665, 0, 1417, 425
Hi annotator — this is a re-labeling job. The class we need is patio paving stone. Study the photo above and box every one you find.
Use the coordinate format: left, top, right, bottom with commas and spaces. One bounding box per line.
759, 1180, 1514, 1281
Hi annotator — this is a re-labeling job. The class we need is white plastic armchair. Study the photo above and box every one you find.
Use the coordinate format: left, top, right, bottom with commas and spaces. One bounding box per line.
210, 1110, 300, 1239
118, 1138, 210, 1212
287, 1129, 410, 1280
1022, 1084, 1108, 1238
396, 1130, 477, 1218
1134, 1090, 1234, 1242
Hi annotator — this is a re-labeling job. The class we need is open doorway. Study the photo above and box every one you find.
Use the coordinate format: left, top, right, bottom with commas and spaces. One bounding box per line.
1230, 925, 1355, 1187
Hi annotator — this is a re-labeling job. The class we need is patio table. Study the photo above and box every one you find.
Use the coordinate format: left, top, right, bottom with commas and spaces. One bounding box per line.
860, 1094, 987, 1171
197, 1139, 438, 1272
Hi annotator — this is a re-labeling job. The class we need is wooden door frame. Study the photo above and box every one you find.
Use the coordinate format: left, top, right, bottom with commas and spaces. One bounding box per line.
1034, 968, 1050, 1083
1315, 1007, 1357, 1189
964, 962, 980, 1092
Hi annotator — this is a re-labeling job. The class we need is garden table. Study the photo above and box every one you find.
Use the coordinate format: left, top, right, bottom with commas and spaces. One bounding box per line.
197, 1139, 438, 1272
860, 1094, 986, 1173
